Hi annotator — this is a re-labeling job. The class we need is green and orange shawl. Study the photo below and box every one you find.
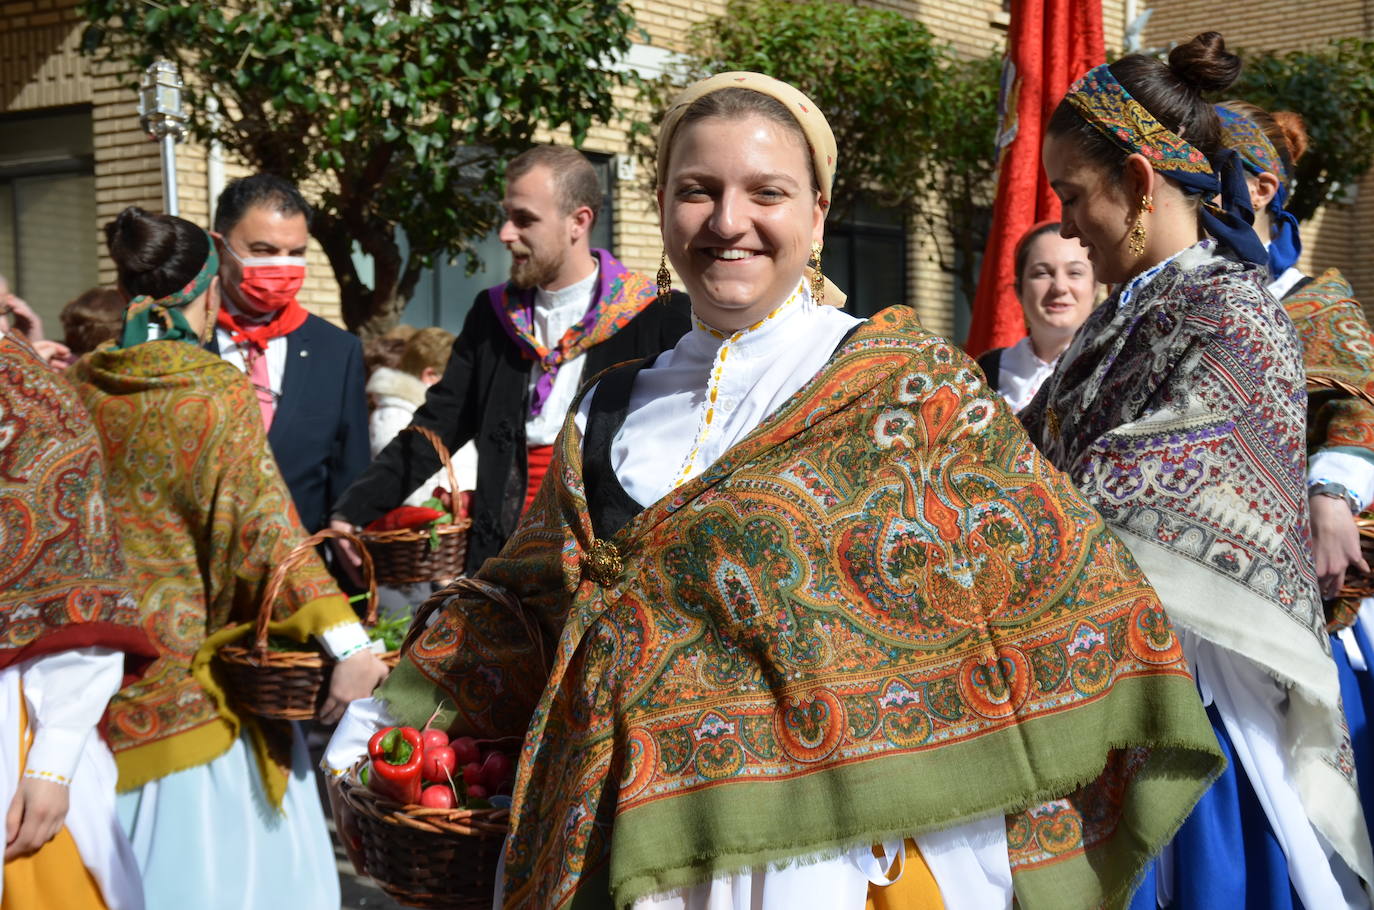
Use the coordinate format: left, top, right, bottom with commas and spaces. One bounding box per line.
1285, 268, 1374, 629
0, 332, 154, 674
68, 340, 356, 804
379, 307, 1223, 909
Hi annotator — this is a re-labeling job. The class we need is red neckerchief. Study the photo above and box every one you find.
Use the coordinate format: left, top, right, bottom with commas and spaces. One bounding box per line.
215, 297, 309, 352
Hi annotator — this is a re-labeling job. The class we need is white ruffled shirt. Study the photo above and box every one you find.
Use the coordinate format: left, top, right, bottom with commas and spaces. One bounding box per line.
524, 263, 599, 447
574, 283, 858, 506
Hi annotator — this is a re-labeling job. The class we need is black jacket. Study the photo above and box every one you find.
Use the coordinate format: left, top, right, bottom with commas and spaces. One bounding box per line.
211, 312, 372, 534
975, 347, 1005, 393
332, 288, 691, 573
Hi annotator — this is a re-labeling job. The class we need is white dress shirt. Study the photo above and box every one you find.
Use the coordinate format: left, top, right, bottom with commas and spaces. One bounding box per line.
525, 264, 599, 446
214, 299, 288, 399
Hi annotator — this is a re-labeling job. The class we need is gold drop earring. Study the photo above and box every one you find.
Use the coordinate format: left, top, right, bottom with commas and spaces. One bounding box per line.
1128, 194, 1154, 257
809, 242, 825, 304
656, 251, 672, 305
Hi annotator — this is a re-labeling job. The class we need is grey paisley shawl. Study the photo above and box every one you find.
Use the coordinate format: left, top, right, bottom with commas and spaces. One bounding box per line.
1021, 240, 1373, 880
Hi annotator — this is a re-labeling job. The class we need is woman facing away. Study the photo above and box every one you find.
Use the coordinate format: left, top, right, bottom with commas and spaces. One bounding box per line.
1217, 100, 1374, 834
976, 222, 1097, 413
0, 329, 156, 910
66, 206, 390, 910
329, 73, 1223, 910
1019, 31, 1373, 909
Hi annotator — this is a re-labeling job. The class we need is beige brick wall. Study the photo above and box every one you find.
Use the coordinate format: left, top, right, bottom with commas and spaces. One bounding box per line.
2, 0, 342, 324
1145, 0, 1374, 304
3, 0, 1138, 336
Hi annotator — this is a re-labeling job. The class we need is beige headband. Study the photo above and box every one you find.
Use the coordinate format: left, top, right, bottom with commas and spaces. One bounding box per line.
656, 72, 838, 208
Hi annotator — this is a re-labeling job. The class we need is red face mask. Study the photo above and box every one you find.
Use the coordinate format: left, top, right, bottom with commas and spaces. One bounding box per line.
224, 246, 306, 314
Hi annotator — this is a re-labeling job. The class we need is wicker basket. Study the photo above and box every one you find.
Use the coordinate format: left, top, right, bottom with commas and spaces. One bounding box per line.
360, 426, 472, 585
1308, 374, 1374, 411
218, 528, 393, 720
335, 759, 509, 909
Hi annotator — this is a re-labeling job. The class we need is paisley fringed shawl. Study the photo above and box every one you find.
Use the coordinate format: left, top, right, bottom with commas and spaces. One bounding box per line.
1284, 268, 1374, 457
1021, 242, 1374, 883
380, 307, 1222, 909
1282, 268, 1374, 630
0, 333, 154, 674
69, 341, 356, 803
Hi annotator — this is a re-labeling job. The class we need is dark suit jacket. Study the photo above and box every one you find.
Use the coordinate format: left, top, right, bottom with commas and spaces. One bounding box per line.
213, 312, 371, 534
332, 289, 691, 573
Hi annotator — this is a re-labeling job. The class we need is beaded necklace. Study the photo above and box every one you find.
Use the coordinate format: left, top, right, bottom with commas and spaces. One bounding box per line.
671, 282, 805, 490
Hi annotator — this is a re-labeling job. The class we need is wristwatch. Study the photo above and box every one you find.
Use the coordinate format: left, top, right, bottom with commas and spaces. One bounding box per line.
1309, 480, 1362, 515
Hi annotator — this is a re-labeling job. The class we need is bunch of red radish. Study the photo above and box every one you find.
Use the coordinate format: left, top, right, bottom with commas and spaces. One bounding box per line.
416, 730, 513, 809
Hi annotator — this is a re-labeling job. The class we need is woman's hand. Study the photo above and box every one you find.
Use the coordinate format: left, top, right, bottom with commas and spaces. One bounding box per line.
319, 649, 390, 724
5, 778, 69, 860
1310, 493, 1369, 599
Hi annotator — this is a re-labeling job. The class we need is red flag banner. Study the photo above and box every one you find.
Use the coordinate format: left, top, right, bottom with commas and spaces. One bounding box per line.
963, 0, 1104, 358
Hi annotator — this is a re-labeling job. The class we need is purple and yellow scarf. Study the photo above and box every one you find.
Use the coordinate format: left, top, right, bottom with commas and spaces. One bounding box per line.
487, 248, 657, 417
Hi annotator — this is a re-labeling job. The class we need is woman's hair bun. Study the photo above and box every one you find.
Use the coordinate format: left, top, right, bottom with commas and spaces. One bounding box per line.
103, 205, 207, 300
1168, 32, 1242, 95
1271, 111, 1310, 164
104, 206, 167, 274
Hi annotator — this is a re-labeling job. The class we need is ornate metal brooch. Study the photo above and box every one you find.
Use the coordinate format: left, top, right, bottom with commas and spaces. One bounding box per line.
583, 538, 623, 587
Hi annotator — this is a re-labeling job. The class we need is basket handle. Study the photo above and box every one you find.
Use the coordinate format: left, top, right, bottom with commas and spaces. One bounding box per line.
253, 528, 379, 654
405, 425, 461, 507
400, 577, 549, 676
1308, 375, 1374, 413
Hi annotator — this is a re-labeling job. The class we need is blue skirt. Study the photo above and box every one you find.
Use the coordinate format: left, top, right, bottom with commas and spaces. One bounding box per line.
1130, 702, 1300, 910
1333, 621, 1374, 831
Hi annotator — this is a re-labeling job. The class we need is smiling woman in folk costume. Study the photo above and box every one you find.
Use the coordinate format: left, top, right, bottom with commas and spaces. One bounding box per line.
1218, 100, 1374, 839
327, 72, 1223, 908
1019, 32, 1374, 909
64, 206, 390, 910
975, 222, 1098, 413
0, 331, 156, 910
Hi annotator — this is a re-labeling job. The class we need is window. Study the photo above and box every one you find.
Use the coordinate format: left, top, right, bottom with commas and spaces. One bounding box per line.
822, 196, 908, 318
0, 107, 98, 330
402, 151, 616, 331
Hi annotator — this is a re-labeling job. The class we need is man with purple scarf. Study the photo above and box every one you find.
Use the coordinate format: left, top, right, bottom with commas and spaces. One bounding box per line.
331, 146, 690, 574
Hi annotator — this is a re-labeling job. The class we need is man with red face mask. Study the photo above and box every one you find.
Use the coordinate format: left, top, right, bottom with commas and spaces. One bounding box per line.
211, 175, 370, 535
330, 146, 690, 575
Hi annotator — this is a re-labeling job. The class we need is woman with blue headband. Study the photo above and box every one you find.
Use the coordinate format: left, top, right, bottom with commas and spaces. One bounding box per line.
66, 206, 389, 910
1219, 101, 1374, 836
1021, 31, 1373, 909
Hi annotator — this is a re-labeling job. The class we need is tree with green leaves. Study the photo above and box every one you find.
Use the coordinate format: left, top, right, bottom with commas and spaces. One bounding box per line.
638, 0, 1001, 309
80, 0, 641, 336
1228, 39, 1374, 222
913, 51, 1002, 310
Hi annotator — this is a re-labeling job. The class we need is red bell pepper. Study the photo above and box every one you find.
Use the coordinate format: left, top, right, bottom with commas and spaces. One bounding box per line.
367, 726, 424, 804
364, 505, 447, 533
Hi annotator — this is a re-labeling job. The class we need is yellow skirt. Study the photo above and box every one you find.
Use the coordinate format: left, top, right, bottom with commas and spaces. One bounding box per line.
865, 839, 945, 910
2, 685, 106, 910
